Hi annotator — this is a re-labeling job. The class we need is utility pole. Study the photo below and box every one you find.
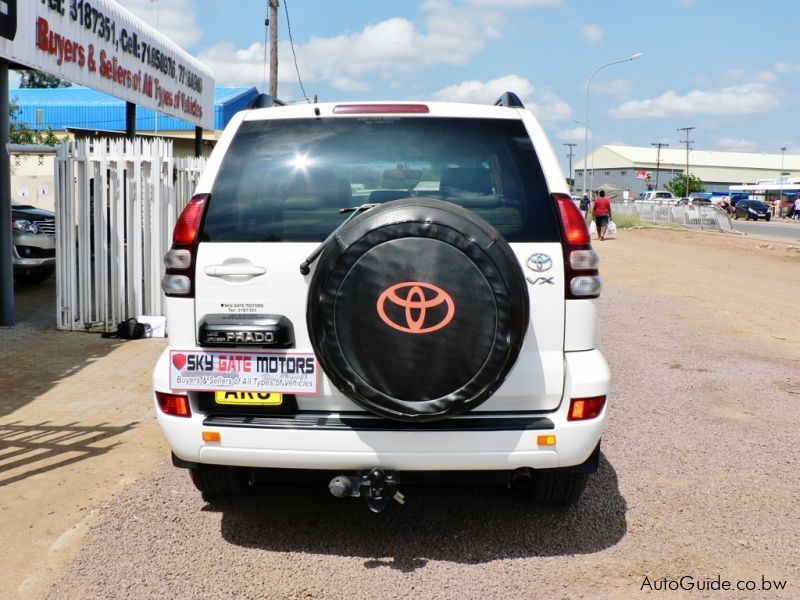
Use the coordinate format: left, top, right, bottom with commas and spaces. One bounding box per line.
677, 127, 695, 197
564, 143, 577, 185
0, 59, 13, 326
779, 146, 787, 217
268, 0, 279, 97
650, 142, 668, 191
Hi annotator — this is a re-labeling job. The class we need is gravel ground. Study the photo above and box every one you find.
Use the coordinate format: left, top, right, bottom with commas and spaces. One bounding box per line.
46, 274, 800, 599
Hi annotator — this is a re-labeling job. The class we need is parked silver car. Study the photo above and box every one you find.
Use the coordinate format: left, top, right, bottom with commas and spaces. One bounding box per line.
12, 202, 56, 284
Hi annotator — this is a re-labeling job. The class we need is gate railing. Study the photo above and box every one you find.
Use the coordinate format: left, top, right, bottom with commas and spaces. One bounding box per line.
55, 138, 205, 331
614, 201, 735, 232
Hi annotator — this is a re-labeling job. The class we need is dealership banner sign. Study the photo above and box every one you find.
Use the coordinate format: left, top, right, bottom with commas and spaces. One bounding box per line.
0, 0, 214, 129
169, 350, 319, 395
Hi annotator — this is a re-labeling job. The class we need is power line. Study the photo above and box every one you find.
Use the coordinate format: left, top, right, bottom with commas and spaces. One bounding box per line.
282, 0, 309, 102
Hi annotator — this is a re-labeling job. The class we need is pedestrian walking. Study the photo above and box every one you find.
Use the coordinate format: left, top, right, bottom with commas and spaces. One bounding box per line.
580, 194, 590, 220
794, 196, 800, 220
592, 190, 612, 240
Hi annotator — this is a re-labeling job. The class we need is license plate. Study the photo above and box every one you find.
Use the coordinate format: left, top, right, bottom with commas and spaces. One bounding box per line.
214, 391, 283, 406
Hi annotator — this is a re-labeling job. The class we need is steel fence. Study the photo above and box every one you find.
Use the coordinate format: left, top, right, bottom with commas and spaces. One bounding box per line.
55, 138, 205, 331
614, 200, 735, 232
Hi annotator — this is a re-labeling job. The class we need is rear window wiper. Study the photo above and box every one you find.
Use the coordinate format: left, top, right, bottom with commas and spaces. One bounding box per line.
299, 203, 377, 275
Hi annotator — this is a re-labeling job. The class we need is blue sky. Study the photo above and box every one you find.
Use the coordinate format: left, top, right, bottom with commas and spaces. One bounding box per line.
20, 1, 800, 174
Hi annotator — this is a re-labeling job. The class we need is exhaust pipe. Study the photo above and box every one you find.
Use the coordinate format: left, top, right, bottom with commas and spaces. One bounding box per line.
511, 467, 534, 490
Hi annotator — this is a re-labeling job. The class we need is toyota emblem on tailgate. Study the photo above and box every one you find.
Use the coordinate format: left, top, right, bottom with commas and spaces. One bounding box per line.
376, 282, 455, 334
526, 253, 552, 272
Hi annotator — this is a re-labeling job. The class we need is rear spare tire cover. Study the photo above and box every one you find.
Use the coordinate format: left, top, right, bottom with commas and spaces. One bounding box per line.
307, 199, 530, 422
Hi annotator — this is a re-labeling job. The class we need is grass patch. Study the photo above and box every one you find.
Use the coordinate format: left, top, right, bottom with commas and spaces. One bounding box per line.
612, 213, 643, 229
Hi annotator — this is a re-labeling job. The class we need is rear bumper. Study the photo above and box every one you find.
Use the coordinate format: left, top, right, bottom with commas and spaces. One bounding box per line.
153, 348, 609, 472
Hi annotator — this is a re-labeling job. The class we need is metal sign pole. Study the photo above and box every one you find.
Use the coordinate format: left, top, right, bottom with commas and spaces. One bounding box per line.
126, 102, 136, 140
0, 59, 14, 326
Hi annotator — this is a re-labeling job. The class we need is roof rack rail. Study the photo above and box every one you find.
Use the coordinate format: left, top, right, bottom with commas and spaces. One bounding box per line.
247, 93, 287, 109
494, 92, 525, 108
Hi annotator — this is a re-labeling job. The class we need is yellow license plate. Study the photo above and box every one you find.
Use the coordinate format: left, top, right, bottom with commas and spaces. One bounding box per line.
214, 391, 283, 406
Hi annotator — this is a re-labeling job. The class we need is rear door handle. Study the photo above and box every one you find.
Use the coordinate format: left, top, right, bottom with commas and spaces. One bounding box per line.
204, 264, 266, 277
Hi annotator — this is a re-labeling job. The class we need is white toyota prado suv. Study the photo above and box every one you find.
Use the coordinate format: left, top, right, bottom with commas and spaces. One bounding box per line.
153, 92, 610, 511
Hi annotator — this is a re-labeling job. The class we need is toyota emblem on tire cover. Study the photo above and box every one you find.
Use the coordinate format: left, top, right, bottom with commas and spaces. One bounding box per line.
376, 282, 456, 334
526, 253, 553, 272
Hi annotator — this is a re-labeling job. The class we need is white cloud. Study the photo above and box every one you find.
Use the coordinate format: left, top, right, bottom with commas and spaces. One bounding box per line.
464, 0, 562, 6
609, 84, 779, 119
528, 86, 573, 125
198, 41, 272, 89
580, 24, 605, 45
124, 0, 202, 49
201, 10, 493, 90
199, 1, 558, 92
432, 75, 533, 103
592, 79, 634, 96
431, 75, 571, 125
724, 68, 745, 81
756, 70, 777, 82
774, 61, 800, 74
717, 137, 760, 152
555, 127, 586, 142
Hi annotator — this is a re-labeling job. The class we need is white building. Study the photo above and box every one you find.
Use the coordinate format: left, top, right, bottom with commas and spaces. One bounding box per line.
574, 145, 800, 196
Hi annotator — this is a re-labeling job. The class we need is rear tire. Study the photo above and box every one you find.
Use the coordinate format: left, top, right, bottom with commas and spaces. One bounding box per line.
528, 472, 588, 505
189, 464, 252, 496
766, 214, 771, 221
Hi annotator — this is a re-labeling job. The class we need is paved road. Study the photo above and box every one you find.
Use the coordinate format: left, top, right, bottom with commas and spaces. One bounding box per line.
730, 218, 800, 242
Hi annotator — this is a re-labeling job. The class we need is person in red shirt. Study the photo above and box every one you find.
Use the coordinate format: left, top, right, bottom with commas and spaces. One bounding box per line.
592, 190, 612, 240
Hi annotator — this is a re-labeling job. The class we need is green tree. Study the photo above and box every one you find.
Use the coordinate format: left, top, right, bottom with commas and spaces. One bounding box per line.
9, 98, 61, 146
18, 69, 72, 88
665, 173, 704, 197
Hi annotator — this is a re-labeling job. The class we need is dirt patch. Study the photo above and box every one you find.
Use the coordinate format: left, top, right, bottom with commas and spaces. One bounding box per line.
598, 228, 800, 356
0, 279, 169, 599
3, 227, 800, 598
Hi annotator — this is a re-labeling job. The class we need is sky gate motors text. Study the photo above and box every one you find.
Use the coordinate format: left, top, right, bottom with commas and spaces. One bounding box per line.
185, 354, 315, 375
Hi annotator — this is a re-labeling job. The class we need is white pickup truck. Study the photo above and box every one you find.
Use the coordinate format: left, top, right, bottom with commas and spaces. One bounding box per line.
638, 190, 677, 203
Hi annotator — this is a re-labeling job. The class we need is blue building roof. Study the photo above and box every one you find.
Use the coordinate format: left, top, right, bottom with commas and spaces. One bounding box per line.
8, 86, 259, 132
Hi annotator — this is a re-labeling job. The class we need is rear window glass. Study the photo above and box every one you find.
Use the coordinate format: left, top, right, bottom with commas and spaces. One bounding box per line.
204, 117, 559, 243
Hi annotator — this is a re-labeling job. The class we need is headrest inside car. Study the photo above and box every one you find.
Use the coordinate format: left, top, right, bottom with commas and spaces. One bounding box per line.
440, 167, 494, 196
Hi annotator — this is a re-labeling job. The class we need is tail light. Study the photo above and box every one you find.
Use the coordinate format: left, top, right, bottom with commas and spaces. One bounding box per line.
332, 104, 429, 114
568, 395, 606, 421
554, 194, 601, 299
156, 392, 192, 417
161, 194, 209, 297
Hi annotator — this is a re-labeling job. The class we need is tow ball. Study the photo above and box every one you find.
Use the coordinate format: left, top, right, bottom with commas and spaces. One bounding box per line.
328, 468, 405, 513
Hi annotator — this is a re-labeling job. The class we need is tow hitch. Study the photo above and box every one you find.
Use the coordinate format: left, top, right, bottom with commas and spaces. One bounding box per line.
328, 469, 405, 513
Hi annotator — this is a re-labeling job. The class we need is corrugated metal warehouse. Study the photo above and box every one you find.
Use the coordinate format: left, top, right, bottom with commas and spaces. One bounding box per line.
8, 86, 260, 210
9, 86, 259, 135
575, 145, 800, 194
